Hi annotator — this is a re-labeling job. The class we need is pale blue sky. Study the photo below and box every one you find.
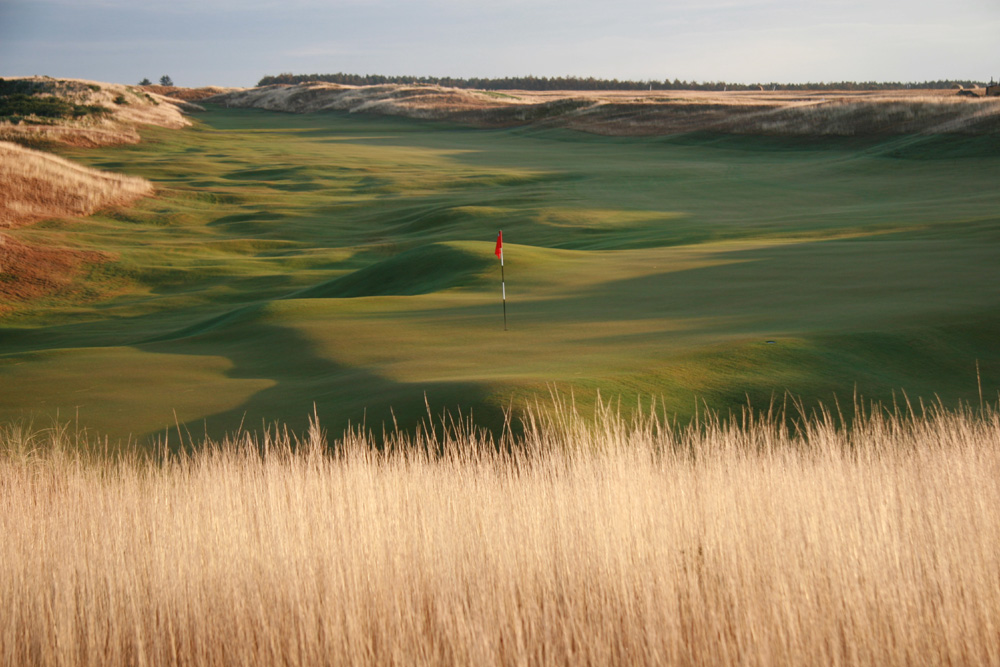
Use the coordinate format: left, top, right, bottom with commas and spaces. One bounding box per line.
1, 0, 997, 88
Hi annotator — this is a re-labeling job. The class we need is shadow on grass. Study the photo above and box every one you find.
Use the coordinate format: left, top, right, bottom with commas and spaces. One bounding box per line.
144, 318, 508, 448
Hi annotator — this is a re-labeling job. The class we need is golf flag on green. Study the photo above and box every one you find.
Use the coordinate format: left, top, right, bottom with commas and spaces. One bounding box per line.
496, 231, 507, 330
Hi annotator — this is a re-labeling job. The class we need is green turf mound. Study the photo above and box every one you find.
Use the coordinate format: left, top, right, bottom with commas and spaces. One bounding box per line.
293, 242, 493, 298
142, 304, 265, 343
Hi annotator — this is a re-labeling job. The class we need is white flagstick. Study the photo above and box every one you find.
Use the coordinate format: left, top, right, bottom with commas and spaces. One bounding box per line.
496, 230, 507, 331
500, 245, 507, 331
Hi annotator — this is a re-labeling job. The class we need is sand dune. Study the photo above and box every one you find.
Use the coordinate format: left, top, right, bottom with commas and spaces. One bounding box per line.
208, 83, 1000, 135
0, 77, 183, 226
140, 84, 242, 102
0, 77, 186, 306
0, 76, 197, 147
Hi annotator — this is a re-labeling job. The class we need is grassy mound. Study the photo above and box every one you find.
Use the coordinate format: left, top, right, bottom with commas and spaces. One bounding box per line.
294, 243, 493, 298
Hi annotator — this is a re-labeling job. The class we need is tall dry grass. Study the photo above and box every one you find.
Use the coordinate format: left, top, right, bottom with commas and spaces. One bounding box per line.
2, 398, 999, 666
0, 141, 153, 227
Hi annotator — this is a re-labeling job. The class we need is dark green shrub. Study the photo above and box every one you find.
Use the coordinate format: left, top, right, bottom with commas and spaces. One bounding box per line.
0, 94, 110, 121
0, 79, 38, 96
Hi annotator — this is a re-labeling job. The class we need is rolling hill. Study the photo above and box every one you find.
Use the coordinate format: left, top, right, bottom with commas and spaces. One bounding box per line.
207, 82, 1000, 136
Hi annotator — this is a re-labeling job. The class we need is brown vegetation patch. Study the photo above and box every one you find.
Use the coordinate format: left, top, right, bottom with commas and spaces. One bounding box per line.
0, 233, 109, 310
208, 82, 508, 117
0, 124, 141, 148
0, 141, 153, 229
141, 85, 242, 102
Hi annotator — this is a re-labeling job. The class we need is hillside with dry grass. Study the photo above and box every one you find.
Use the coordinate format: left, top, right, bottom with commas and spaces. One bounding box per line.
0, 76, 197, 147
0, 141, 152, 309
0, 77, 195, 307
0, 141, 153, 228
0, 76, 193, 227
209, 83, 1000, 135
3, 400, 999, 666
140, 84, 241, 102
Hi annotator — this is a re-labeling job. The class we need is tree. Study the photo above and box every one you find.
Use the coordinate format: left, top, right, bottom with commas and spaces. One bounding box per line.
138, 78, 152, 86
159, 75, 174, 86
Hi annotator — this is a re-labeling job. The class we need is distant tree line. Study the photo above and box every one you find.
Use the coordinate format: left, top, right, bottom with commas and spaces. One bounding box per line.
137, 76, 173, 86
257, 72, 987, 91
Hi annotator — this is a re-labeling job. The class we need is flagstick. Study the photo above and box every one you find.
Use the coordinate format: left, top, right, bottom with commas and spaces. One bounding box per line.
495, 230, 507, 331
500, 248, 507, 331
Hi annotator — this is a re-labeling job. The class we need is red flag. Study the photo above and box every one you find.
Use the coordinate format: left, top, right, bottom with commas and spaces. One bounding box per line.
494, 230, 503, 259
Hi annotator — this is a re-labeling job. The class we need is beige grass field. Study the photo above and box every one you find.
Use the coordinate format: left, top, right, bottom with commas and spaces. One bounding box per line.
3, 399, 999, 666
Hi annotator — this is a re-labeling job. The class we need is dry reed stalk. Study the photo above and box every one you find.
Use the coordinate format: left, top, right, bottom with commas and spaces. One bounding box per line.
1, 401, 998, 666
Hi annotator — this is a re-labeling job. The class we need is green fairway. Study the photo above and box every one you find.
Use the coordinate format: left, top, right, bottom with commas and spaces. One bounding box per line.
2, 107, 999, 443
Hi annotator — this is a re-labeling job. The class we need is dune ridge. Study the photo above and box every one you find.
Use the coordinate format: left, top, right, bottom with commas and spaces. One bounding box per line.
0, 76, 198, 147
208, 83, 1000, 136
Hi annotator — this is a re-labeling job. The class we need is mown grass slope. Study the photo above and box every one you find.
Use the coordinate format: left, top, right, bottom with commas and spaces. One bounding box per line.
1, 106, 998, 443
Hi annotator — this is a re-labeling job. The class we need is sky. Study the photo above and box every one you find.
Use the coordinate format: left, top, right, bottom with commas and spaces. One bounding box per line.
1, 0, 998, 88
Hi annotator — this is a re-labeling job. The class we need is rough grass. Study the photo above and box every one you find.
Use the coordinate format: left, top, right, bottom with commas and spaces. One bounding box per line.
2, 399, 999, 666
0, 139, 153, 306
0, 234, 109, 310
140, 84, 241, 102
0, 140, 153, 228
0, 77, 195, 148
